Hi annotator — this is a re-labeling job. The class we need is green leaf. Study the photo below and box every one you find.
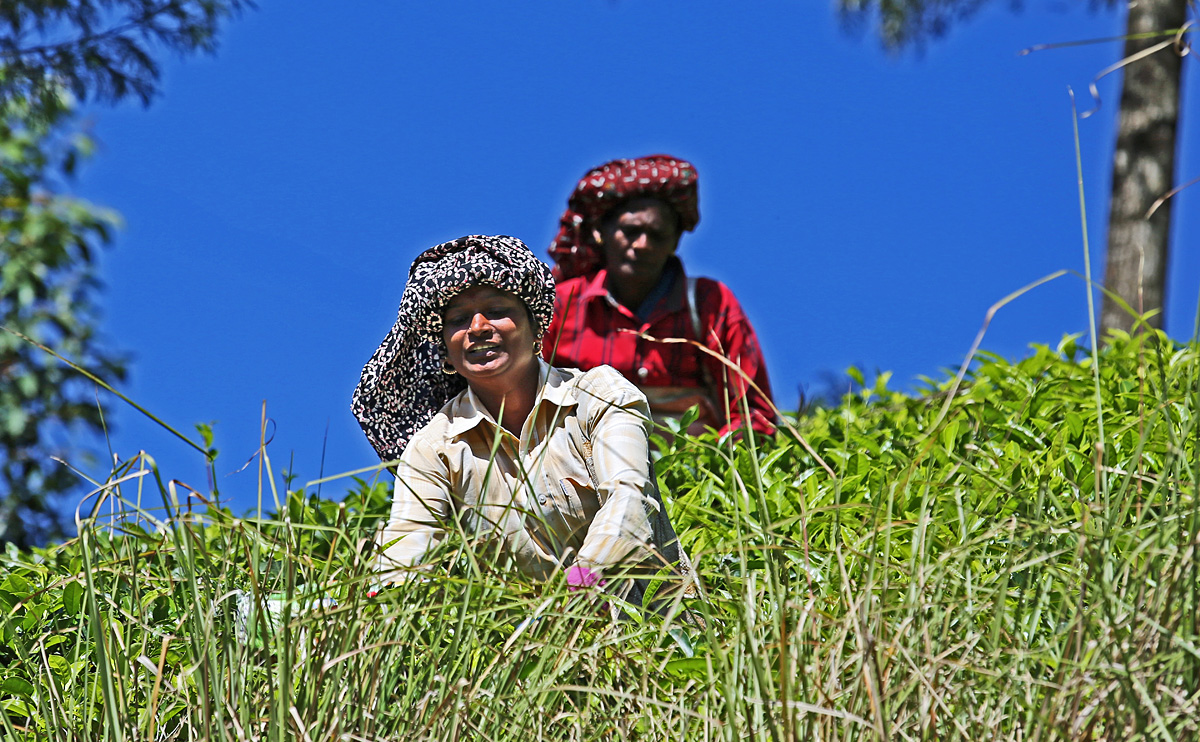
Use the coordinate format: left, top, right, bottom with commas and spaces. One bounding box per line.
1, 677, 35, 698
43, 634, 69, 650
679, 404, 699, 430
941, 420, 960, 451
666, 627, 695, 657
63, 580, 83, 615
47, 654, 71, 676
664, 657, 707, 678
0, 574, 31, 598
1, 698, 35, 718
1064, 411, 1084, 439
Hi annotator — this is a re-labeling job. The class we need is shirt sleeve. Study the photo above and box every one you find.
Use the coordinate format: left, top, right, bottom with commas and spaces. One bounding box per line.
574, 372, 668, 574
376, 435, 453, 579
702, 280, 777, 437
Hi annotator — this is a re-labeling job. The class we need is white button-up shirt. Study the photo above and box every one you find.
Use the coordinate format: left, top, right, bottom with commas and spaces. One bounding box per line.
377, 360, 683, 582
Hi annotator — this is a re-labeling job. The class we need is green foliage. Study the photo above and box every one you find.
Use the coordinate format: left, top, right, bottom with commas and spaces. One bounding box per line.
836, 0, 997, 51
835, 0, 1123, 51
659, 331, 1200, 736
0, 1, 250, 548
0, 89, 126, 548
3, 333, 1200, 739
0, 1, 252, 115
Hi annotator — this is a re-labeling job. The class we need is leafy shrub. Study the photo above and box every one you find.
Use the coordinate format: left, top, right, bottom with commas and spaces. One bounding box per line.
3, 332, 1199, 740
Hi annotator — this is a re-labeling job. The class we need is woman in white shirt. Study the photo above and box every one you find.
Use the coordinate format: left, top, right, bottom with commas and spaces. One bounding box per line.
352, 235, 690, 600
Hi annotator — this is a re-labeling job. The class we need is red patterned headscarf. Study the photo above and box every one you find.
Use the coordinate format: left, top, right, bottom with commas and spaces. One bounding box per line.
548, 155, 700, 281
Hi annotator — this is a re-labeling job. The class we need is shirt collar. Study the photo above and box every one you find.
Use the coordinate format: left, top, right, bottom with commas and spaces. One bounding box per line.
573, 256, 690, 315
633, 258, 682, 321
443, 359, 579, 439
574, 268, 612, 303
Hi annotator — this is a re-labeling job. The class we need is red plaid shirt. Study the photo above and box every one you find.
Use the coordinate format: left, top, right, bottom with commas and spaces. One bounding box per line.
542, 259, 776, 436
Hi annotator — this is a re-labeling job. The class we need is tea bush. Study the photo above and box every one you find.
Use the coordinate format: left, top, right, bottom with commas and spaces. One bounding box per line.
3, 331, 1198, 740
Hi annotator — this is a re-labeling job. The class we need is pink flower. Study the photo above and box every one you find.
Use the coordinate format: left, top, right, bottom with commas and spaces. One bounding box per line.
565, 565, 605, 592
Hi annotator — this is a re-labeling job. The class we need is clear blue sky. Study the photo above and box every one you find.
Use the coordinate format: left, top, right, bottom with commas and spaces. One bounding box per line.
71, 0, 1197, 515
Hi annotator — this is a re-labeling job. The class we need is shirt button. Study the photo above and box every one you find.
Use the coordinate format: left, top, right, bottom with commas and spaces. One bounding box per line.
637, 367, 649, 380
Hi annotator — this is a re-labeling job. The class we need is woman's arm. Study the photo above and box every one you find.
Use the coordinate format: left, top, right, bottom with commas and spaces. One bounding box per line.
376, 438, 453, 580
574, 374, 669, 575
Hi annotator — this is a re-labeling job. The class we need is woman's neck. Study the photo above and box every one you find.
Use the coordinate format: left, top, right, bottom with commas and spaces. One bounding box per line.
472, 361, 541, 436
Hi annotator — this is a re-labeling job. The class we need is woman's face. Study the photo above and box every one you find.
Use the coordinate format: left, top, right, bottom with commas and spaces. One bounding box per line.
594, 197, 681, 288
442, 286, 537, 387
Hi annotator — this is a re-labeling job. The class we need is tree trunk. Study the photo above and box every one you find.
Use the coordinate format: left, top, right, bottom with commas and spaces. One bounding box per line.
1100, 0, 1189, 335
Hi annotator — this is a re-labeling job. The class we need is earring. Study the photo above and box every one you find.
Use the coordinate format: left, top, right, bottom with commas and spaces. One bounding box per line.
533, 340, 543, 356
442, 359, 457, 375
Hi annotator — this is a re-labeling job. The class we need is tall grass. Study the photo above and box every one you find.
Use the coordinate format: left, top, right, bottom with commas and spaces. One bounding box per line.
2, 328, 1199, 740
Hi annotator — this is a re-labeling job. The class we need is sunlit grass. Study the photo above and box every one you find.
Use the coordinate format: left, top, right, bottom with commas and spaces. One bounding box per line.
3, 326, 1200, 740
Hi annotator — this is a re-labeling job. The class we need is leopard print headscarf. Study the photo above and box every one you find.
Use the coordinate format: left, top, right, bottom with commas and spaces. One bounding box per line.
352, 235, 556, 462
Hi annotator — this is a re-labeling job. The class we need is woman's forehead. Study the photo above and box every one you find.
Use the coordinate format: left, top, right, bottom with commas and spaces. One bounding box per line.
445, 285, 519, 311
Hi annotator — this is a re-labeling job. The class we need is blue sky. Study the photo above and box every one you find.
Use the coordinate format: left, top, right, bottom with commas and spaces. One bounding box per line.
69, 0, 1197, 515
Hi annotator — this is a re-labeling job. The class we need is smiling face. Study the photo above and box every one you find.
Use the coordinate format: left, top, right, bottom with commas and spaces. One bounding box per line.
441, 285, 538, 390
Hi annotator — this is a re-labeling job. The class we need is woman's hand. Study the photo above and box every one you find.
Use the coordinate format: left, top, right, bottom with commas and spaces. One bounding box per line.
565, 565, 605, 592
565, 565, 609, 617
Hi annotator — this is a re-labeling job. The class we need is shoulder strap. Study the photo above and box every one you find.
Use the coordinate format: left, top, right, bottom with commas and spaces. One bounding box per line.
686, 277, 717, 395
686, 277, 703, 342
